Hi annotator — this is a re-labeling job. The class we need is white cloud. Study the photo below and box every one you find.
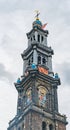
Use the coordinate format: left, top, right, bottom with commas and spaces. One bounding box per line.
0, 63, 15, 84
0, 80, 17, 130
58, 86, 70, 130
53, 62, 70, 86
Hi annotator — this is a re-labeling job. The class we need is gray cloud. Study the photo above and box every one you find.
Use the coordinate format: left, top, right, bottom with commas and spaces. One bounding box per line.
54, 62, 70, 86
0, 63, 15, 84
0, 0, 70, 18
0, 0, 33, 12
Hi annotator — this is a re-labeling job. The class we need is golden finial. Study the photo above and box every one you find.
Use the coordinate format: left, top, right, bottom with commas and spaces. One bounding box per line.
35, 10, 40, 20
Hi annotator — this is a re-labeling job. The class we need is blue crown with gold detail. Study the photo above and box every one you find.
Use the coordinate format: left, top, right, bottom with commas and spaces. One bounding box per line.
33, 10, 42, 28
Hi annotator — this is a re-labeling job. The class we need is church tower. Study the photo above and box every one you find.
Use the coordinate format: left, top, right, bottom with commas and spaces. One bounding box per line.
7, 12, 67, 130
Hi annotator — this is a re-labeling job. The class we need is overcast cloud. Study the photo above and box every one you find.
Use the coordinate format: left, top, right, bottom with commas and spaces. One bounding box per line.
54, 62, 70, 86
0, 63, 15, 84
0, 0, 70, 130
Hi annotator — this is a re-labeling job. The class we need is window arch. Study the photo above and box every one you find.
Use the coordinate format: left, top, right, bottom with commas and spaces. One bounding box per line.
42, 57, 46, 65
31, 37, 32, 41
41, 36, 44, 42
49, 124, 53, 130
31, 55, 33, 62
42, 121, 46, 130
38, 55, 41, 64
28, 54, 33, 66
28, 59, 30, 65
38, 34, 40, 42
33, 35, 35, 41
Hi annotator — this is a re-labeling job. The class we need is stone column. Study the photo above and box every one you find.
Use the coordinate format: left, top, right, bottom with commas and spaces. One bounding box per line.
35, 31, 38, 42
28, 38, 31, 46
54, 85, 58, 112
55, 121, 58, 130
48, 56, 52, 72
46, 122, 49, 130
33, 46, 37, 65
44, 36, 47, 46
17, 92, 23, 115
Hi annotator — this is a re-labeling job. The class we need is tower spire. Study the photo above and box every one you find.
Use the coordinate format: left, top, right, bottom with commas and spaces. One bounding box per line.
7, 13, 68, 130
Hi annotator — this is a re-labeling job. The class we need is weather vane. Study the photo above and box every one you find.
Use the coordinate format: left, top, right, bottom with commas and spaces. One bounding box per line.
35, 10, 40, 20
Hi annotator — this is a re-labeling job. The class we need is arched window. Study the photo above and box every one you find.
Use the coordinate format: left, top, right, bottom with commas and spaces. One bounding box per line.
42, 121, 46, 130
31, 37, 32, 41
38, 55, 41, 64
41, 36, 44, 42
38, 34, 40, 42
28, 54, 33, 66
28, 59, 30, 65
42, 57, 46, 65
31, 55, 33, 63
33, 35, 35, 41
49, 124, 53, 130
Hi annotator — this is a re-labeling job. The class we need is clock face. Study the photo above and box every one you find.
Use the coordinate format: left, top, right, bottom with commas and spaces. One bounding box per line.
38, 86, 47, 107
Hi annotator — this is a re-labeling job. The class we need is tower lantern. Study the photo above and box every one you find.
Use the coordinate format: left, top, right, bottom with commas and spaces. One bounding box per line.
7, 13, 68, 130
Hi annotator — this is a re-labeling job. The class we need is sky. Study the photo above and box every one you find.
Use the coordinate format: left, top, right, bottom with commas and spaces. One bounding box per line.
0, 0, 70, 130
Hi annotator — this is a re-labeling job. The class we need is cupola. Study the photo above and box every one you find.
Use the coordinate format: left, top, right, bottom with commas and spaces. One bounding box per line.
32, 18, 42, 28
32, 11, 42, 28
